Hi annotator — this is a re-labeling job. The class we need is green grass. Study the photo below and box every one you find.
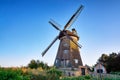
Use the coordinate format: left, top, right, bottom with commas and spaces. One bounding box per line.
0, 67, 120, 80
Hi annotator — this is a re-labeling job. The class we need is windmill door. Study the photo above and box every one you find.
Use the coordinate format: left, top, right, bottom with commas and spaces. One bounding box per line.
81, 68, 85, 75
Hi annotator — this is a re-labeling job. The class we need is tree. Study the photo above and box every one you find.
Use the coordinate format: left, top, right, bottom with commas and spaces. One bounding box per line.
115, 53, 120, 71
98, 54, 109, 68
107, 53, 117, 72
28, 59, 38, 69
28, 59, 49, 69
98, 52, 120, 73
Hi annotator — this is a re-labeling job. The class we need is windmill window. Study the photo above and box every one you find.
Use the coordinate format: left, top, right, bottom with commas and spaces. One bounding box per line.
97, 69, 103, 73
66, 60, 69, 65
56, 59, 58, 63
74, 59, 78, 63
63, 43, 69, 47
63, 50, 69, 54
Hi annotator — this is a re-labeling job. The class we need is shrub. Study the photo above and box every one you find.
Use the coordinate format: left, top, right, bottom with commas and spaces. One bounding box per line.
47, 67, 62, 80
0, 68, 30, 80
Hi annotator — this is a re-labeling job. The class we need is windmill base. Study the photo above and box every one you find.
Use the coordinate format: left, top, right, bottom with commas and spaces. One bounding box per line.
58, 66, 89, 76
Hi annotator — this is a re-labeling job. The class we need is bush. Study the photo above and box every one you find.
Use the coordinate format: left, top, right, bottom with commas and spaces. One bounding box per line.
30, 74, 46, 80
0, 68, 30, 80
47, 67, 62, 80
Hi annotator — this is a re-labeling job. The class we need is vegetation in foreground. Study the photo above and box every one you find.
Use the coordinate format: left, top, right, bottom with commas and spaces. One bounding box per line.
0, 67, 120, 80
0, 67, 91, 80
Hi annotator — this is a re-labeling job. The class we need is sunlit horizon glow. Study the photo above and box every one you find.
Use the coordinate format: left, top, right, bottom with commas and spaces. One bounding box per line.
0, 0, 120, 67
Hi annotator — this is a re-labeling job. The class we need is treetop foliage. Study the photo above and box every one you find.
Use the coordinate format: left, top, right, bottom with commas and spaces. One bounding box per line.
28, 59, 49, 70
98, 52, 120, 73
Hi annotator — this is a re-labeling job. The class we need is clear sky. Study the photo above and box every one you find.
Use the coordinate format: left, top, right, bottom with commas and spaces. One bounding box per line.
0, 0, 120, 67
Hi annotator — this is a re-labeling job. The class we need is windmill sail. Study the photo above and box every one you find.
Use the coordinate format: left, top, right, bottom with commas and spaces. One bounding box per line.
64, 5, 84, 30
42, 36, 59, 56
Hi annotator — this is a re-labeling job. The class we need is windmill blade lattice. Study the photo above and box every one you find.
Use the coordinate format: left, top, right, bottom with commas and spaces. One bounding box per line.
49, 21, 82, 48
41, 36, 59, 56
64, 5, 84, 30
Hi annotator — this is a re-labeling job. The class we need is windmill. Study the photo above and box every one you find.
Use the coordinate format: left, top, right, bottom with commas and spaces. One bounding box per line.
42, 5, 84, 68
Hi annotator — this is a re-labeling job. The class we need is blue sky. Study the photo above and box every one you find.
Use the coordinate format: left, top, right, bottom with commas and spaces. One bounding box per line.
0, 0, 120, 67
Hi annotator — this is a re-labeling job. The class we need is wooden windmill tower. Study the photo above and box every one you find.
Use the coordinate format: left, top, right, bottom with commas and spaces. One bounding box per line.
42, 5, 84, 69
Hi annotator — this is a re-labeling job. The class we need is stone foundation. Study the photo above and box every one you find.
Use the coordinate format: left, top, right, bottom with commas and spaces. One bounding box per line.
58, 66, 88, 76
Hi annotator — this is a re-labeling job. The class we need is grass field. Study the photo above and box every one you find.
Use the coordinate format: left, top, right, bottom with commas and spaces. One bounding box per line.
0, 67, 120, 80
